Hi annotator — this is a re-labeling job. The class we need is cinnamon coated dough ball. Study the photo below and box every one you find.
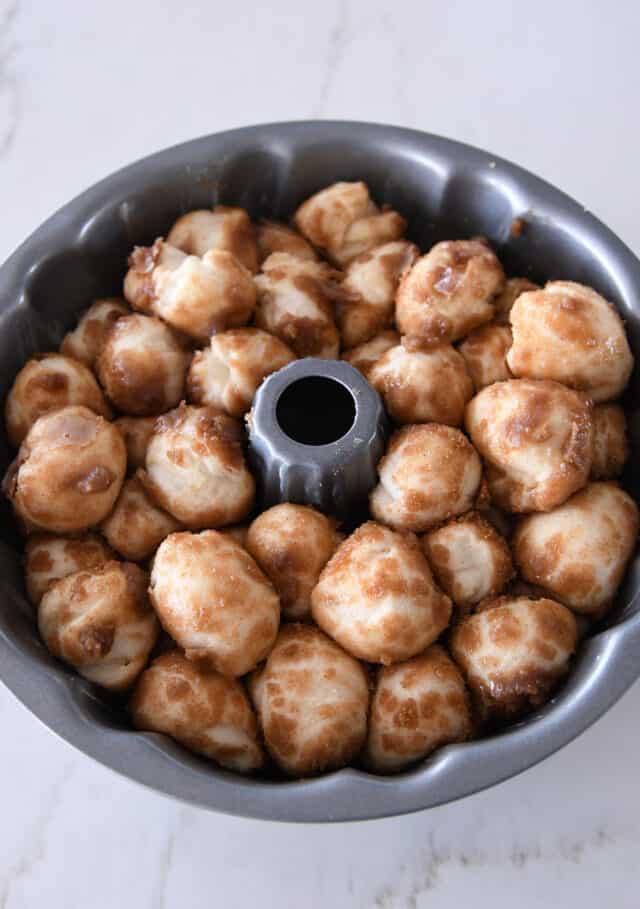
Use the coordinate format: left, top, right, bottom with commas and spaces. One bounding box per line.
493, 277, 539, 324
396, 239, 505, 347
422, 512, 514, 609
5, 353, 111, 447
187, 328, 295, 417
370, 424, 482, 532
458, 323, 512, 390
97, 314, 190, 416
365, 646, 472, 773
450, 596, 578, 724
167, 205, 258, 273
514, 482, 639, 616
254, 252, 341, 358
141, 404, 254, 529
256, 220, 318, 263
311, 522, 451, 664
3, 406, 126, 533
591, 404, 628, 479
101, 473, 180, 562
130, 650, 263, 772
465, 379, 593, 513
124, 240, 256, 341
249, 624, 369, 776
114, 416, 157, 471
294, 181, 406, 266
342, 330, 400, 378
60, 298, 129, 367
24, 533, 114, 605
246, 503, 341, 620
38, 561, 158, 691
369, 343, 473, 426
507, 281, 634, 401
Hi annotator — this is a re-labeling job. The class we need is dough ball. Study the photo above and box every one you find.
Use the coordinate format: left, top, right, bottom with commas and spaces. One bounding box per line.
396, 239, 505, 347
130, 650, 263, 772
60, 298, 129, 367
422, 512, 514, 609
493, 277, 539, 324
465, 379, 594, 513
591, 404, 628, 479
3, 406, 126, 533
514, 482, 639, 615
100, 473, 181, 562
311, 521, 452, 663
24, 532, 114, 605
5, 353, 112, 447
167, 205, 258, 273
246, 503, 341, 620
219, 524, 249, 547
249, 624, 369, 776
38, 561, 158, 691
187, 328, 295, 417
141, 404, 254, 529
150, 530, 279, 676
366, 645, 472, 773
369, 343, 473, 426
256, 220, 318, 263
450, 596, 578, 724
507, 281, 634, 402
458, 323, 512, 390
370, 424, 482, 532
342, 330, 400, 378
294, 181, 406, 266
114, 416, 157, 471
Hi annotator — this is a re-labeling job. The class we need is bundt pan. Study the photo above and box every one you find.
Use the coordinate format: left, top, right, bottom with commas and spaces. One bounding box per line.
1, 121, 640, 822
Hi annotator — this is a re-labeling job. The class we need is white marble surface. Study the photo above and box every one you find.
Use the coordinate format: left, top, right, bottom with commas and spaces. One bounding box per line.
1, 1, 640, 905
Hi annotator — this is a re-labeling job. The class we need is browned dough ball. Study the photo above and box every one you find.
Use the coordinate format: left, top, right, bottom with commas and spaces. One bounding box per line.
369, 343, 473, 426
311, 521, 452, 664
187, 328, 295, 417
114, 416, 157, 471
370, 424, 482, 532
97, 313, 190, 416
60, 298, 129, 367
465, 379, 594, 513
256, 220, 318, 263
167, 205, 259, 273
130, 650, 263, 772
513, 482, 639, 616
24, 532, 115, 605
341, 330, 400, 378
294, 181, 406, 266
3, 406, 126, 534
365, 645, 472, 773
5, 353, 112, 447
450, 596, 578, 724
493, 277, 539, 324
249, 624, 369, 776
141, 404, 254, 529
100, 473, 181, 562
38, 561, 158, 691
458, 323, 513, 390
396, 239, 505, 348
507, 281, 634, 402
150, 530, 279, 677
246, 503, 342, 620
591, 404, 628, 479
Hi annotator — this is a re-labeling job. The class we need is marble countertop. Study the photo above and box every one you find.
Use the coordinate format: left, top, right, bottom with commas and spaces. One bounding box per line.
1, 1, 639, 905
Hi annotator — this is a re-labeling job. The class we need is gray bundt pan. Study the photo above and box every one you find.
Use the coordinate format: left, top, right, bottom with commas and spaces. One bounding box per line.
1, 121, 639, 822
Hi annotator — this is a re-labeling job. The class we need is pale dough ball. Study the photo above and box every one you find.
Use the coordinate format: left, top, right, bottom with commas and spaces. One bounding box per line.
167, 205, 258, 273
294, 181, 406, 266
150, 530, 279, 677
97, 314, 190, 416
465, 379, 593, 513
311, 521, 452, 664
3, 406, 126, 533
38, 561, 158, 691
124, 240, 256, 341
458, 323, 512, 390
256, 220, 318, 263
254, 252, 341, 358
141, 404, 254, 529
187, 328, 295, 417
514, 482, 639, 615
507, 281, 634, 402
130, 650, 263, 772
370, 424, 482, 532
5, 353, 112, 447
249, 624, 369, 776
396, 239, 505, 347
101, 473, 181, 562
24, 532, 114, 605
60, 298, 129, 367
365, 645, 472, 773
342, 330, 400, 378
450, 596, 578, 724
246, 503, 341, 620
114, 416, 157, 471
591, 404, 628, 479
493, 277, 539, 324
369, 343, 473, 426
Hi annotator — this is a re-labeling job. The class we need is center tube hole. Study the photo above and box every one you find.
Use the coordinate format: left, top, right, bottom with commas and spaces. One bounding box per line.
276, 376, 357, 446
